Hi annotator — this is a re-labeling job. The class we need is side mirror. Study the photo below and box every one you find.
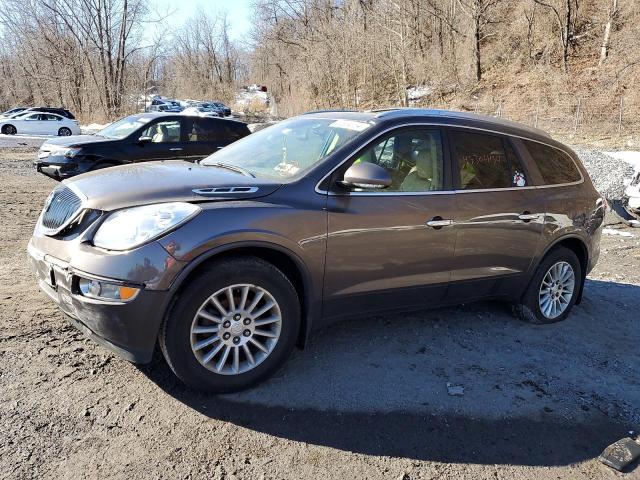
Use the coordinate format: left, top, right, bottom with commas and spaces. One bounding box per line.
138, 136, 152, 144
341, 162, 392, 190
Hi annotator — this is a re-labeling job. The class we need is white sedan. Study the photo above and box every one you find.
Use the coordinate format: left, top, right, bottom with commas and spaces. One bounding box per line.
0, 111, 81, 136
181, 106, 222, 118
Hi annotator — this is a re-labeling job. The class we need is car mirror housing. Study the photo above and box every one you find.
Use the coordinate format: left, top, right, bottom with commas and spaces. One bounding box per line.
138, 136, 152, 144
341, 162, 392, 190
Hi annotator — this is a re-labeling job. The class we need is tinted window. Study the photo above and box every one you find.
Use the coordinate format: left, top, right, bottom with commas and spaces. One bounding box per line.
187, 118, 246, 142
452, 131, 528, 189
524, 140, 581, 185
349, 128, 444, 192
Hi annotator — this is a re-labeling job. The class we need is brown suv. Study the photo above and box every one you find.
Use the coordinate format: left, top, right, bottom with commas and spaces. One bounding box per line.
28, 109, 605, 392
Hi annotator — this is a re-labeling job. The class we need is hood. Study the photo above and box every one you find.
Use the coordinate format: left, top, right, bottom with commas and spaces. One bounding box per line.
65, 160, 283, 211
41, 134, 116, 149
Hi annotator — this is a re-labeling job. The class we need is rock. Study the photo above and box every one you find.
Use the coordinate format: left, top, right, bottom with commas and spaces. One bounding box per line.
599, 437, 640, 471
447, 383, 464, 396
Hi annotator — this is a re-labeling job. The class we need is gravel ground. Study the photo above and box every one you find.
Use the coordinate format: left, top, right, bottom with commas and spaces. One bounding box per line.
1, 147, 640, 479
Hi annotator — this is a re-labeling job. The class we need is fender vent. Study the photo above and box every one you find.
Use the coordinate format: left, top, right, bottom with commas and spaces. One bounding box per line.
193, 186, 259, 196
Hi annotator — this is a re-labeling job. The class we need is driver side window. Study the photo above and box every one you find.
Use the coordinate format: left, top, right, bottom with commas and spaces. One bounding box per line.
349, 128, 444, 192
141, 120, 181, 143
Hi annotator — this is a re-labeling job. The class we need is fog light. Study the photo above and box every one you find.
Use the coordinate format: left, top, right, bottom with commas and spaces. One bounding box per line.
78, 278, 140, 302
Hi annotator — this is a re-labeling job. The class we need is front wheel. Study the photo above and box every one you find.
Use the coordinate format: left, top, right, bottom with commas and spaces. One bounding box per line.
159, 256, 300, 392
2, 124, 16, 135
58, 127, 72, 136
513, 247, 582, 324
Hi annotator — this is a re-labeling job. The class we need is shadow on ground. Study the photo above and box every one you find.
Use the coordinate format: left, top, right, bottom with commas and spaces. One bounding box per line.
138, 279, 640, 468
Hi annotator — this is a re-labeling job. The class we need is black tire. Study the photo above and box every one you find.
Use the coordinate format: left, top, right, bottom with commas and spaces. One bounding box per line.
159, 256, 300, 392
513, 246, 582, 324
2, 124, 16, 135
58, 127, 72, 136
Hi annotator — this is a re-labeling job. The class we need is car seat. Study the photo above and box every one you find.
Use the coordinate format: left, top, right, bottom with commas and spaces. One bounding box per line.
400, 136, 441, 191
152, 125, 168, 143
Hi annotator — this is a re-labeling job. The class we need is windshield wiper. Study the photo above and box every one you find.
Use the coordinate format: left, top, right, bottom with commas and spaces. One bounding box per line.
207, 162, 256, 178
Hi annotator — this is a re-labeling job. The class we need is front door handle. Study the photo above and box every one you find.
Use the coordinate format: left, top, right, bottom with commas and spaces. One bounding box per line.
426, 217, 454, 228
518, 212, 540, 222
169, 147, 183, 151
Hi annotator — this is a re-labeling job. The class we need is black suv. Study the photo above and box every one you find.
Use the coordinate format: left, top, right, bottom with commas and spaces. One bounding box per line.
23, 107, 75, 119
35, 113, 250, 180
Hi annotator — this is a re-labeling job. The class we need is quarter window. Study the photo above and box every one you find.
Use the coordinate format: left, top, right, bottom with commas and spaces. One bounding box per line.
348, 129, 444, 192
523, 140, 581, 185
451, 131, 528, 189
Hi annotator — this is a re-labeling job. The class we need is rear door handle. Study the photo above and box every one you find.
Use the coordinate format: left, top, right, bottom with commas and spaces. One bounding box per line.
426, 217, 454, 228
169, 147, 183, 151
518, 212, 540, 222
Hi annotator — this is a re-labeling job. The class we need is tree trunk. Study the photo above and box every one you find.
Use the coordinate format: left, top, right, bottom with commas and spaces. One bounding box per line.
599, 0, 618, 66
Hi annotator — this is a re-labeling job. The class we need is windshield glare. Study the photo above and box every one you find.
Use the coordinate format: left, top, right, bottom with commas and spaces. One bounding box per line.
201, 117, 372, 179
98, 116, 153, 139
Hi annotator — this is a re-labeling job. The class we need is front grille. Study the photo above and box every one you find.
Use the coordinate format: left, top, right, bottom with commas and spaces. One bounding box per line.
41, 186, 83, 232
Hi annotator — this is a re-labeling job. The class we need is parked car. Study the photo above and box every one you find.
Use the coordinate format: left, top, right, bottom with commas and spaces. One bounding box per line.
210, 101, 232, 116
0, 107, 27, 118
28, 109, 604, 392
0, 111, 80, 137
147, 99, 182, 113
19, 107, 76, 119
181, 105, 223, 118
624, 168, 640, 218
34, 112, 250, 180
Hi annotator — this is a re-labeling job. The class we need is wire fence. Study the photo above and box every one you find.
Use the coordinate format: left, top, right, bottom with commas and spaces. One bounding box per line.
420, 94, 639, 146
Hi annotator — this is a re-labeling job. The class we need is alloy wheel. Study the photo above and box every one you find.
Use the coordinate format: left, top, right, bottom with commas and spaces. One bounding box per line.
190, 284, 282, 375
538, 261, 575, 319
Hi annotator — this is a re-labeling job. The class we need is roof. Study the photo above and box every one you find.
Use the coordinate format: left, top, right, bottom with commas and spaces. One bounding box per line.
301, 108, 552, 142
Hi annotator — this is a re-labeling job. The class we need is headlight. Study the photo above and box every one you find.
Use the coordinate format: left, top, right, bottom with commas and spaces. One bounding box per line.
49, 147, 81, 158
78, 277, 140, 302
93, 202, 200, 250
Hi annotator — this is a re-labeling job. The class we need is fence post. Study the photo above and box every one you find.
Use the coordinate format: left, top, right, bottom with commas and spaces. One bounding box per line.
618, 96, 624, 135
534, 98, 540, 128
574, 97, 582, 135
497, 100, 502, 118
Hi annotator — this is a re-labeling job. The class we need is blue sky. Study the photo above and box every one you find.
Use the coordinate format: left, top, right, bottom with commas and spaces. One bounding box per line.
150, 0, 254, 40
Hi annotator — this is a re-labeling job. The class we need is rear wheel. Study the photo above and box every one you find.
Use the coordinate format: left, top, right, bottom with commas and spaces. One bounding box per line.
2, 124, 16, 135
58, 127, 72, 136
159, 256, 300, 392
513, 247, 582, 324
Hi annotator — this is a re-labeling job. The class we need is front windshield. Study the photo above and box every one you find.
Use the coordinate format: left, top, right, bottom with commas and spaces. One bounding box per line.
201, 117, 372, 179
98, 115, 154, 139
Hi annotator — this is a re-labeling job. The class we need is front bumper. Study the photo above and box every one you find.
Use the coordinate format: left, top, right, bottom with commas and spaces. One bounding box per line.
28, 242, 171, 362
34, 154, 83, 180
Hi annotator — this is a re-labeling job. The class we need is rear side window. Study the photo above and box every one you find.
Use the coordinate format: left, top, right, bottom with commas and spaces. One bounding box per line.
451, 131, 528, 189
523, 141, 581, 185
187, 119, 246, 142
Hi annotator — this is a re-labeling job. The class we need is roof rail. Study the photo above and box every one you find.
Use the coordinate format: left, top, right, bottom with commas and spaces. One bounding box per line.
301, 109, 358, 115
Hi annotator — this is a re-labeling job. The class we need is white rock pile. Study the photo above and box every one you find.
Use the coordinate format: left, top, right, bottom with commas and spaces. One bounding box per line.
575, 148, 635, 201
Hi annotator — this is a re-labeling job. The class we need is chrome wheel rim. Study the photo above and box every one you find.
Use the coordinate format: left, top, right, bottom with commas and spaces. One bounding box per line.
190, 284, 282, 375
539, 261, 575, 319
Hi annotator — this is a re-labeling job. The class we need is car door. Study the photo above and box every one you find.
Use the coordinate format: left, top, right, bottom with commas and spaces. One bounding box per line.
182, 117, 238, 161
446, 128, 545, 300
323, 127, 457, 319
41, 114, 61, 135
20, 113, 45, 134
129, 118, 189, 162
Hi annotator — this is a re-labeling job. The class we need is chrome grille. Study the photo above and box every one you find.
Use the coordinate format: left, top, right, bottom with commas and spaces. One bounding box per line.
41, 186, 83, 233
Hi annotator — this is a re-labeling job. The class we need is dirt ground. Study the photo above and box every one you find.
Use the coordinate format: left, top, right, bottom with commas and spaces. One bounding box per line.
1, 147, 639, 480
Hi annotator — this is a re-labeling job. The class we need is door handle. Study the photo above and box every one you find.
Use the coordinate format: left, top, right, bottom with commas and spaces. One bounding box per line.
518, 212, 539, 222
169, 147, 183, 151
426, 217, 454, 228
